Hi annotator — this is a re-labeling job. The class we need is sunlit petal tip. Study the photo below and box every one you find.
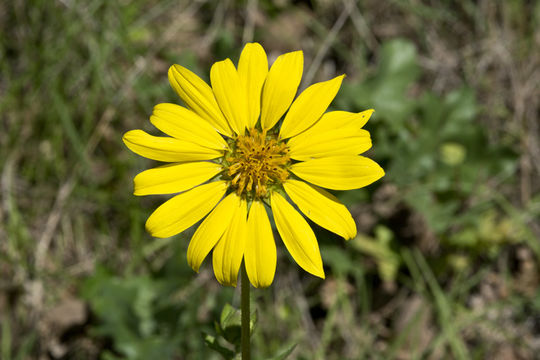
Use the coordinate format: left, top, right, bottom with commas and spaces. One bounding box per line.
238, 43, 269, 129
212, 198, 247, 287
245, 201, 276, 288
122, 131, 133, 147
167, 64, 177, 78
211, 59, 249, 135
374, 167, 385, 182
260, 50, 304, 130
343, 223, 358, 240
283, 180, 358, 240
279, 74, 346, 139
270, 192, 325, 279
145, 181, 227, 238
167, 65, 233, 137
287, 127, 372, 160
291, 156, 385, 190
167, 64, 185, 91
133, 162, 223, 196
344, 233, 356, 241
332, 73, 346, 87
122, 129, 141, 144
358, 109, 375, 127
242, 42, 265, 53
336, 74, 346, 81
149, 103, 228, 150
187, 192, 240, 273
122, 129, 223, 162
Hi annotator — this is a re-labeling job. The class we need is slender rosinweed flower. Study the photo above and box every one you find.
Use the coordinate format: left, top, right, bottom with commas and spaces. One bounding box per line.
123, 43, 384, 288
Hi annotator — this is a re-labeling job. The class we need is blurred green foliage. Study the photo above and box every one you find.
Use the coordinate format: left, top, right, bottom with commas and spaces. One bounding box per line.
79, 230, 249, 360
1, 0, 539, 359
337, 39, 527, 277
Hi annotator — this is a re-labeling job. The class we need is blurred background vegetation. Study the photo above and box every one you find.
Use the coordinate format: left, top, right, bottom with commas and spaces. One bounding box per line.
1, 0, 539, 359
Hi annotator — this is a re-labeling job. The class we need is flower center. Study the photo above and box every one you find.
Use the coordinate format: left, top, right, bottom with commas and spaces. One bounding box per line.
225, 128, 290, 198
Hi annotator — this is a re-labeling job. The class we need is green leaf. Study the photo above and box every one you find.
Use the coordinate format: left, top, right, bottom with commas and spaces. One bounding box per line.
219, 303, 242, 346
337, 39, 420, 126
368, 39, 420, 124
379, 39, 420, 79
350, 226, 400, 282
220, 304, 241, 329
321, 245, 355, 276
202, 332, 234, 360
267, 343, 297, 360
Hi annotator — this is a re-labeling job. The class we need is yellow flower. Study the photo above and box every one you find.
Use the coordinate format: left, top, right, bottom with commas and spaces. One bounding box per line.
123, 43, 384, 288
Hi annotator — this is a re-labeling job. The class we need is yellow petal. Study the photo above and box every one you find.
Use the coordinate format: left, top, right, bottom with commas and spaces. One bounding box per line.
260, 51, 303, 130
283, 180, 356, 239
122, 130, 223, 162
270, 192, 325, 279
210, 59, 249, 135
168, 65, 232, 136
307, 110, 374, 134
145, 181, 227, 238
290, 156, 385, 190
287, 128, 372, 160
150, 103, 228, 150
279, 75, 344, 139
212, 198, 247, 286
187, 192, 240, 272
134, 161, 222, 196
245, 200, 276, 288
238, 43, 268, 129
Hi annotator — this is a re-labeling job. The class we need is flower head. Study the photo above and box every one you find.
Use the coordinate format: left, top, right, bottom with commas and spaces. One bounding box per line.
123, 43, 384, 288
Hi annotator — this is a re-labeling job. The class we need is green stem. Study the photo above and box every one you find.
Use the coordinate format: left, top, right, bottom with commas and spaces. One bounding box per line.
241, 262, 251, 360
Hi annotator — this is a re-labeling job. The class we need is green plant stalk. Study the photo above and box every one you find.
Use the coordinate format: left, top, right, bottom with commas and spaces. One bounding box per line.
241, 262, 250, 360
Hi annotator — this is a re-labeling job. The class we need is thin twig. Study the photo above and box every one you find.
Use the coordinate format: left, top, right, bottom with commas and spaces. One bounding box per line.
348, 1, 378, 51
289, 271, 321, 353
242, 0, 257, 44
303, 0, 353, 86
201, 0, 229, 51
